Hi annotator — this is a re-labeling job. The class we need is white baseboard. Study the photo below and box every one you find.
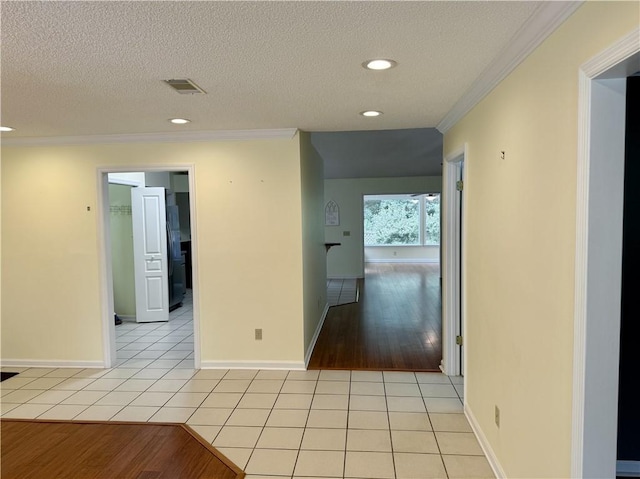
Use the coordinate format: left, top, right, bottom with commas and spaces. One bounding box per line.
464, 403, 505, 479
200, 360, 306, 370
305, 303, 330, 368
327, 275, 362, 280
0, 359, 106, 369
118, 315, 136, 321
618, 461, 640, 477
365, 259, 439, 264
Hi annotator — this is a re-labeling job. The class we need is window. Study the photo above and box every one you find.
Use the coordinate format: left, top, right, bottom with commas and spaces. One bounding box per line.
424, 194, 440, 245
364, 194, 440, 246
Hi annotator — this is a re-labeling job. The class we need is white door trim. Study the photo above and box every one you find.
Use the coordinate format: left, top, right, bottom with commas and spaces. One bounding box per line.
572, 27, 640, 478
442, 144, 466, 376
98, 173, 117, 368
97, 165, 200, 369
186, 167, 201, 369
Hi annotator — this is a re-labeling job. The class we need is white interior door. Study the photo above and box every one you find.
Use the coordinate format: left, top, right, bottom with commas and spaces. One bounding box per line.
132, 187, 169, 322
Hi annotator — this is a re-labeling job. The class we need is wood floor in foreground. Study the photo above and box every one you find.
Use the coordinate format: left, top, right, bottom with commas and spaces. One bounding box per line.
309, 263, 442, 371
0, 419, 244, 479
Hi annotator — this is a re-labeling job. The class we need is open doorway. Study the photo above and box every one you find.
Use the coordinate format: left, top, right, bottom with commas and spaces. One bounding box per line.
362, 193, 442, 370
308, 192, 443, 370
571, 32, 639, 478
99, 168, 198, 369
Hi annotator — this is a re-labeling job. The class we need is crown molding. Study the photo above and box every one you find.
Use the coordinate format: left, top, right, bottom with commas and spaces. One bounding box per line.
437, 1, 583, 134
1, 128, 299, 147
581, 26, 640, 78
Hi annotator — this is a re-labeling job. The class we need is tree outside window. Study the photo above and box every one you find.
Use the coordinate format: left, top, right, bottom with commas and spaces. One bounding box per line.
424, 194, 440, 245
364, 194, 440, 246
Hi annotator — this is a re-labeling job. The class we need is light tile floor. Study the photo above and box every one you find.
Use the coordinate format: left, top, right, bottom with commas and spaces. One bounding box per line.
114, 289, 195, 367
1, 294, 490, 478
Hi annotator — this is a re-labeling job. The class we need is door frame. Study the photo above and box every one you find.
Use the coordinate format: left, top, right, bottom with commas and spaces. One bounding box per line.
572, 27, 639, 478
442, 144, 467, 376
97, 165, 200, 369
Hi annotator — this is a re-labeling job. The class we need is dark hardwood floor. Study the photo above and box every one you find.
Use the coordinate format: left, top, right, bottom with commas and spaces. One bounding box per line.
1, 420, 244, 479
309, 263, 442, 371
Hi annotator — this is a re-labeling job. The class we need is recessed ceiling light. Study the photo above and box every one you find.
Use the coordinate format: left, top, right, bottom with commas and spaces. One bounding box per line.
363, 59, 397, 71
360, 110, 383, 117
169, 118, 190, 124
0, 126, 15, 132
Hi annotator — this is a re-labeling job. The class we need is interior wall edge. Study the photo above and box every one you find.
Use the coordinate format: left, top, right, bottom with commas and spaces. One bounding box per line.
304, 303, 330, 368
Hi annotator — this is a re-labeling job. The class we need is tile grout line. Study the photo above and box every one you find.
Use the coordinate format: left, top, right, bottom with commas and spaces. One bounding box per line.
244, 369, 294, 474
342, 371, 352, 479
2, 367, 481, 478
289, 372, 320, 478
29, 370, 102, 421
382, 372, 398, 479
425, 377, 450, 479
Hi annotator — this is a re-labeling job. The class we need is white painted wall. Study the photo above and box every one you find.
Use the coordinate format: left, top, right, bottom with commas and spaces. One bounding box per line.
365, 245, 439, 263
171, 173, 189, 192
107, 172, 145, 186
299, 132, 328, 361
145, 171, 171, 189
325, 176, 442, 278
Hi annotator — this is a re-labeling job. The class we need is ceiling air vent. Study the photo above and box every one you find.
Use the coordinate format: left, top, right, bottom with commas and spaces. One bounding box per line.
163, 79, 206, 94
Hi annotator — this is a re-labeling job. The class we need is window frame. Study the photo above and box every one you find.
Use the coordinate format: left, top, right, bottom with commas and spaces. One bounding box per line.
363, 193, 440, 247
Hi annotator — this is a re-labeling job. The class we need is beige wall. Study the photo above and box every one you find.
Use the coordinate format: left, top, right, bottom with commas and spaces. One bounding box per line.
443, 3, 639, 477
1, 136, 308, 365
299, 132, 328, 358
108, 183, 136, 318
325, 176, 442, 278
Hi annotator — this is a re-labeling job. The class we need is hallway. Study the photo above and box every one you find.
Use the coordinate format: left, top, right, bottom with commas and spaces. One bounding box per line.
309, 263, 442, 371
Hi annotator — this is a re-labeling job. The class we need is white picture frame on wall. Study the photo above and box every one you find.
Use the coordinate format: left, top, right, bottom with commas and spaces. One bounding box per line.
325, 200, 340, 226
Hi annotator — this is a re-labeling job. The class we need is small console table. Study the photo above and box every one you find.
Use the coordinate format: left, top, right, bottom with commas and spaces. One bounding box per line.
324, 242, 341, 252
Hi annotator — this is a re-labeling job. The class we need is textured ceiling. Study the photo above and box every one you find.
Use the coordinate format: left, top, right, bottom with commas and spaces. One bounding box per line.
1, 1, 543, 139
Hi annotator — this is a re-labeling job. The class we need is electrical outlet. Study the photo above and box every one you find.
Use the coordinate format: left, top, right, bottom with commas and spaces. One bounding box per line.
495, 405, 500, 428
343, 231, 351, 237
255, 328, 262, 340
393, 251, 397, 256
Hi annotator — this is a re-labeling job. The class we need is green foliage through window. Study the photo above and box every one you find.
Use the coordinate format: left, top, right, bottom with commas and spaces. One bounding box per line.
364, 194, 440, 246
424, 195, 440, 245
